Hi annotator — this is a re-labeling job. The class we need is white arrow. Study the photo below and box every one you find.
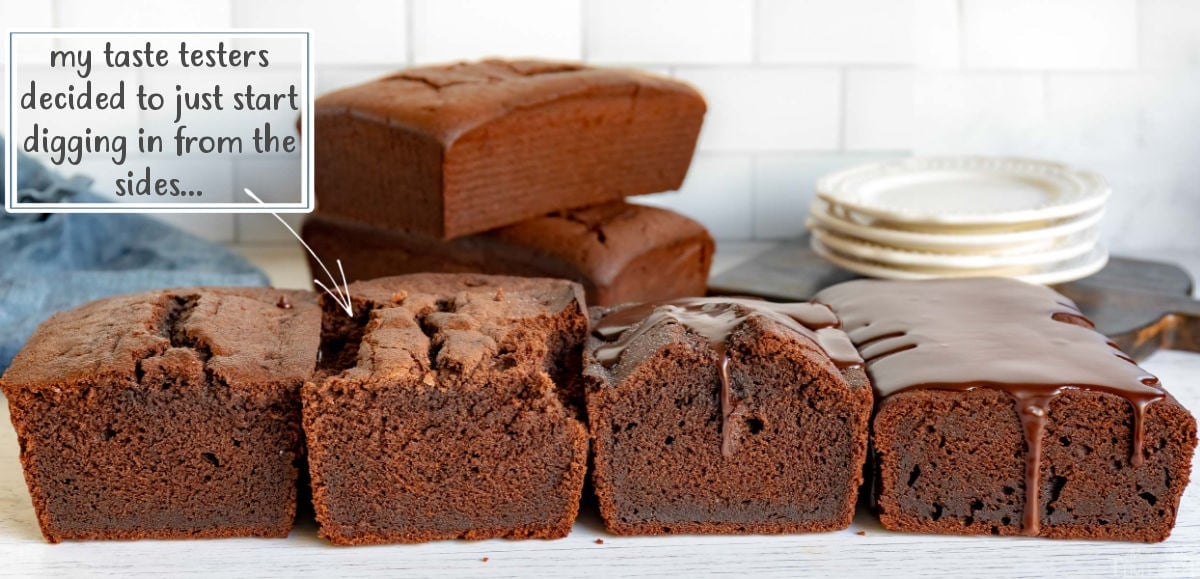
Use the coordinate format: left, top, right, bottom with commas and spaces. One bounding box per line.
242, 188, 354, 317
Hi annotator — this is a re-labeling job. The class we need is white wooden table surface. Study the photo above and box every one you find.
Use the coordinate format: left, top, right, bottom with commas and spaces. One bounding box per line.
1, 244, 1197, 578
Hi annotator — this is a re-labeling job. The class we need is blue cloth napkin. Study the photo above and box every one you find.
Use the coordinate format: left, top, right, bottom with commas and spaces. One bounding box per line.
0, 136, 269, 371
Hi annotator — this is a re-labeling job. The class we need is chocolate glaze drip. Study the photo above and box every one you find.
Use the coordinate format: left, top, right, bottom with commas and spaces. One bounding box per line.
815, 278, 1165, 537
593, 297, 863, 456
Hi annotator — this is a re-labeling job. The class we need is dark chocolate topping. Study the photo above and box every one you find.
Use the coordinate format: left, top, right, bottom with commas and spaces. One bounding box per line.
593, 297, 862, 456
815, 278, 1166, 536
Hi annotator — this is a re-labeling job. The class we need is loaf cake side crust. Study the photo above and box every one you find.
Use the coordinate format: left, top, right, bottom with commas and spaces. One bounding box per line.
300, 202, 714, 306
313, 59, 706, 238
1, 288, 320, 543
489, 202, 713, 304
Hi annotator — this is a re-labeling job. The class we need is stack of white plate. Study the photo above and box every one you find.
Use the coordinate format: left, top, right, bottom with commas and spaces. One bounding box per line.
807, 157, 1111, 285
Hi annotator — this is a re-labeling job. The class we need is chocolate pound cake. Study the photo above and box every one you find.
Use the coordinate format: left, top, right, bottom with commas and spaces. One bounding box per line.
302, 273, 589, 545
314, 59, 706, 238
816, 278, 1197, 542
585, 298, 870, 535
300, 202, 714, 306
0, 288, 320, 543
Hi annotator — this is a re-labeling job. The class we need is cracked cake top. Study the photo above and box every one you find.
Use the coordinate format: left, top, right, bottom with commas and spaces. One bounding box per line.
1, 288, 321, 392
321, 273, 587, 388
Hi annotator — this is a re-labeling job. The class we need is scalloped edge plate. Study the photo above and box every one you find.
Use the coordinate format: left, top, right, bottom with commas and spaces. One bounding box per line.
807, 200, 1105, 252
810, 237, 1109, 285
810, 226, 1099, 269
816, 156, 1110, 227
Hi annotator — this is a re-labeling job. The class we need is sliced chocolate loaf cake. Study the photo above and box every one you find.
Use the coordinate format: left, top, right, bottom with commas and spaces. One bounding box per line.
816, 278, 1197, 542
300, 201, 714, 307
302, 273, 589, 545
313, 59, 706, 239
1, 288, 319, 542
584, 298, 870, 535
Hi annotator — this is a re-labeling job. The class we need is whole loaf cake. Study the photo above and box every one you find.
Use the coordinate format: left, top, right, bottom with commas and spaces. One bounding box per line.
303, 273, 590, 544
584, 298, 870, 535
816, 278, 1197, 542
313, 59, 706, 239
1, 287, 320, 542
300, 201, 714, 306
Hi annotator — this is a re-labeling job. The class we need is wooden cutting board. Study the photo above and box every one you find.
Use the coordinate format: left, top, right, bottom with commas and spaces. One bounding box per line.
708, 236, 1200, 361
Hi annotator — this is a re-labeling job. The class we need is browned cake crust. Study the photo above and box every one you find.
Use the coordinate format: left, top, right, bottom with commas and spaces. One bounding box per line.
300, 202, 714, 307
816, 278, 1198, 542
313, 59, 706, 239
302, 273, 590, 545
0, 287, 320, 543
584, 299, 871, 535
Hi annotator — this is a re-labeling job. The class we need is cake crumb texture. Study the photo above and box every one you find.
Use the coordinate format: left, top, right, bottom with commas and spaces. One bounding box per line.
1, 287, 320, 543
585, 300, 872, 535
303, 273, 590, 545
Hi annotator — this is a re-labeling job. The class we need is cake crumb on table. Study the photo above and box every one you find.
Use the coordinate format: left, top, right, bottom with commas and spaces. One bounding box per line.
856, 531, 866, 536
595, 538, 605, 544
481, 557, 489, 563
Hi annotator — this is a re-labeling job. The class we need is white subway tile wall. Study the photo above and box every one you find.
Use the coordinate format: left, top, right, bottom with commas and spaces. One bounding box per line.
413, 0, 581, 63
844, 69, 914, 151
586, 0, 754, 64
913, 0, 959, 70
1141, 0, 1200, 68
635, 154, 754, 240
673, 67, 841, 152
751, 152, 896, 239
757, 0, 914, 64
914, 72, 1047, 156
962, 0, 1137, 71
233, 0, 407, 64
4, 0, 1199, 253
55, 0, 233, 28
0, 0, 53, 67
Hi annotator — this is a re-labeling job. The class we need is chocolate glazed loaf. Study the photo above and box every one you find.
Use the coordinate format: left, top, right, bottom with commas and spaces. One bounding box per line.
302, 273, 589, 545
313, 59, 706, 239
816, 278, 1197, 542
300, 202, 714, 306
1, 288, 319, 542
584, 298, 871, 535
